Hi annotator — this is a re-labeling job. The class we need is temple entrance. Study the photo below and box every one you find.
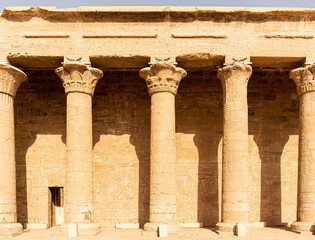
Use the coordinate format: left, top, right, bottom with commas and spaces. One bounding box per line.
49, 187, 64, 227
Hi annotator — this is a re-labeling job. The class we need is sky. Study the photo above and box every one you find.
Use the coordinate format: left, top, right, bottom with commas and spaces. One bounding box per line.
1, 0, 315, 12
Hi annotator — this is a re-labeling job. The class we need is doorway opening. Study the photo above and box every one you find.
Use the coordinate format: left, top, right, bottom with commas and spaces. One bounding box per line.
49, 187, 64, 227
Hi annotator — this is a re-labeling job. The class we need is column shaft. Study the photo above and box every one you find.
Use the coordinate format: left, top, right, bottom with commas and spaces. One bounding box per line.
0, 63, 26, 236
150, 92, 176, 223
217, 64, 252, 231
55, 60, 103, 229
298, 91, 315, 221
289, 65, 315, 233
222, 80, 249, 223
65, 92, 93, 223
140, 61, 187, 234
0, 94, 17, 223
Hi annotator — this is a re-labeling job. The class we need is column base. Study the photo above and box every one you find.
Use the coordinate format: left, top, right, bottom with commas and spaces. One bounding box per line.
180, 222, 203, 228
248, 222, 266, 229
291, 221, 314, 234
216, 221, 261, 235
115, 223, 139, 229
60, 222, 100, 236
216, 222, 236, 233
0, 223, 23, 236
26, 223, 48, 229
143, 222, 182, 236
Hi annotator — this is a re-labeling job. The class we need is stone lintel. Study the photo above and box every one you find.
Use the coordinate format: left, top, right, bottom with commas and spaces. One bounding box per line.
176, 53, 225, 70
139, 61, 187, 96
251, 56, 305, 69
8, 54, 63, 70
90, 55, 150, 70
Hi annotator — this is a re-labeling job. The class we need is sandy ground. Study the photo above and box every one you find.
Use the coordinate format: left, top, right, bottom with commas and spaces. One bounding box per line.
1, 227, 315, 240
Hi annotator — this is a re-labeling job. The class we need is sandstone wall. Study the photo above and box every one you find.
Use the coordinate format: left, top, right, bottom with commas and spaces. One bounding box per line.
14, 69, 298, 227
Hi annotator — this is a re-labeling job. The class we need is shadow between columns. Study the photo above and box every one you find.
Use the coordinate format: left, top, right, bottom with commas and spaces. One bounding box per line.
14, 128, 36, 226
93, 71, 150, 227
176, 70, 222, 227
14, 70, 66, 227
248, 70, 299, 226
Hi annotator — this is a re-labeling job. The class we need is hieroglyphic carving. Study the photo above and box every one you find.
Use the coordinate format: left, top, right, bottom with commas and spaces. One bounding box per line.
290, 63, 315, 232
216, 62, 252, 231
140, 60, 187, 234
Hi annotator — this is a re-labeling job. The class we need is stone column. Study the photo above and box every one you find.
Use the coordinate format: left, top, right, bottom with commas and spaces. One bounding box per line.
216, 63, 252, 232
55, 60, 103, 234
290, 64, 315, 233
139, 61, 187, 234
0, 63, 26, 235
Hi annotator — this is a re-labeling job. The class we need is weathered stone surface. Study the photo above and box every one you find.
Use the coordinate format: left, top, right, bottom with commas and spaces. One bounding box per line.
13, 69, 299, 229
216, 63, 252, 230
0, 5, 310, 236
55, 60, 103, 234
0, 64, 26, 236
289, 64, 315, 233
140, 61, 186, 234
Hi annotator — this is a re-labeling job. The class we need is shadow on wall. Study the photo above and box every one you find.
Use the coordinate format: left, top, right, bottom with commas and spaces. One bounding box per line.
92, 70, 223, 227
14, 70, 66, 226
14, 69, 299, 228
176, 71, 223, 227
248, 70, 299, 226
92, 71, 151, 227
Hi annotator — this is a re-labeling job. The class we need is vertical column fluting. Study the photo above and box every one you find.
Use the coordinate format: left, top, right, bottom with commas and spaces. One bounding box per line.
140, 61, 187, 234
290, 65, 315, 233
55, 60, 103, 229
216, 63, 252, 232
0, 64, 26, 235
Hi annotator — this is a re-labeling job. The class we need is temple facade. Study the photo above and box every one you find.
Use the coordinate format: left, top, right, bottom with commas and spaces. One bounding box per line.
0, 6, 315, 235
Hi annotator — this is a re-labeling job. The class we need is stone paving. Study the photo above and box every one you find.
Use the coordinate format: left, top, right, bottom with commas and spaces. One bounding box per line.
1, 227, 315, 240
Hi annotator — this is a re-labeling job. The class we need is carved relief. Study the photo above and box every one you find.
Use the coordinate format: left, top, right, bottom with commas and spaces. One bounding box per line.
0, 64, 27, 99
289, 64, 315, 96
139, 61, 187, 96
55, 60, 103, 96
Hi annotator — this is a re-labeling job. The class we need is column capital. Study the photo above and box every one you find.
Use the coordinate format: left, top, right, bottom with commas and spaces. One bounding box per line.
0, 63, 27, 98
290, 64, 315, 96
139, 61, 187, 96
55, 60, 103, 96
217, 64, 252, 85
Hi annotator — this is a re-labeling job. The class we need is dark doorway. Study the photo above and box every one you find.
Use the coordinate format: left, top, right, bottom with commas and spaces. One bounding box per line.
48, 187, 64, 227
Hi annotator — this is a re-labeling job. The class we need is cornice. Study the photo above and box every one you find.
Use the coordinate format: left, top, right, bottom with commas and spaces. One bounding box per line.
2, 6, 315, 23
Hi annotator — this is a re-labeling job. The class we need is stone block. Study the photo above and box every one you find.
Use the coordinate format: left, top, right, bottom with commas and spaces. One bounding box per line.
180, 222, 203, 228
115, 223, 139, 229
249, 222, 266, 229
236, 222, 246, 237
26, 223, 48, 229
68, 223, 78, 238
0, 223, 23, 236
159, 223, 168, 238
